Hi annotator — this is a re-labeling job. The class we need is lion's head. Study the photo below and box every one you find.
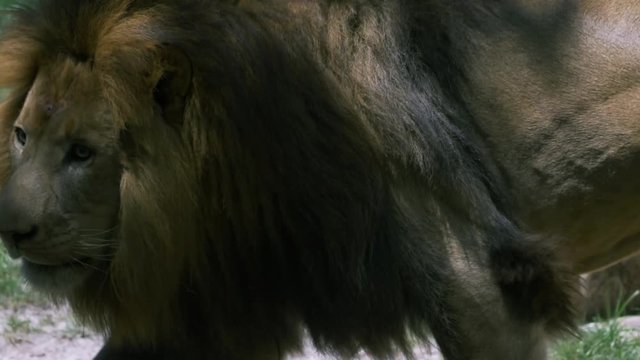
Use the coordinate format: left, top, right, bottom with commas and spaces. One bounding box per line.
0, 1, 204, 345
0, 57, 121, 293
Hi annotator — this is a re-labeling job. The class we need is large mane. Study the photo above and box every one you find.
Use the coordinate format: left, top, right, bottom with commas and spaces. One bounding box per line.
0, 0, 576, 358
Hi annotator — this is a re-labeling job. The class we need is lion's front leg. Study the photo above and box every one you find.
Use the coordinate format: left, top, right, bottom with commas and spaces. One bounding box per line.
429, 285, 549, 360
426, 238, 574, 360
93, 342, 182, 360
423, 269, 549, 359
93, 344, 156, 360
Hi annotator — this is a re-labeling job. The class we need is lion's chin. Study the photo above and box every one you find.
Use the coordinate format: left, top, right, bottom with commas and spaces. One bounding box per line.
21, 259, 93, 294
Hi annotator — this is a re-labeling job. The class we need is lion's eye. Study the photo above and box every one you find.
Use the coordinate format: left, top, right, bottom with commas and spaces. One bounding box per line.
14, 127, 27, 147
68, 144, 94, 162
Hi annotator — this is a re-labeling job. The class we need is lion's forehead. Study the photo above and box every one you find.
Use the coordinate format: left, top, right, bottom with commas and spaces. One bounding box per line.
18, 58, 114, 142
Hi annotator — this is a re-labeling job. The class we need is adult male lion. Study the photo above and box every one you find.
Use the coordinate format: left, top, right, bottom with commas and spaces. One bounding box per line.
0, 0, 638, 359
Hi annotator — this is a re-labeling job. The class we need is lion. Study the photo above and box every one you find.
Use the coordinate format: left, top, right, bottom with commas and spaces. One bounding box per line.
2, 0, 638, 359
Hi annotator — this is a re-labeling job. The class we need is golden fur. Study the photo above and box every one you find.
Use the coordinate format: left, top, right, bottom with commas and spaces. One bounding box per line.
0, 1, 602, 359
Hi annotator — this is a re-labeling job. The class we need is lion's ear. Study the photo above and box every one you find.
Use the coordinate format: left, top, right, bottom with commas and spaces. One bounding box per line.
153, 45, 192, 125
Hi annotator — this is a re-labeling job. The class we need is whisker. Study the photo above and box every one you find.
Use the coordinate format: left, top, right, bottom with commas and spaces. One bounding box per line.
70, 256, 107, 274
78, 249, 117, 258
77, 227, 118, 237
76, 238, 117, 246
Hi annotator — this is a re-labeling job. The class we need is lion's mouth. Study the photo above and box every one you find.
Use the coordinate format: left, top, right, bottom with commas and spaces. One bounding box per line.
21, 257, 96, 293
24, 257, 90, 269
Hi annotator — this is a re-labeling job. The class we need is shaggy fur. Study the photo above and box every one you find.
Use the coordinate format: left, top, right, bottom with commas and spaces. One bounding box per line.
0, 1, 578, 359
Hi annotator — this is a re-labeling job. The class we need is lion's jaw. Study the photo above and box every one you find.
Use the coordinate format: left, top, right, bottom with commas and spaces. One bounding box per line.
0, 58, 122, 294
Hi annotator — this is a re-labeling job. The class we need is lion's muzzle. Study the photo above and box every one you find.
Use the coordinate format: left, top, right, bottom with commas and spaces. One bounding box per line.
0, 168, 45, 259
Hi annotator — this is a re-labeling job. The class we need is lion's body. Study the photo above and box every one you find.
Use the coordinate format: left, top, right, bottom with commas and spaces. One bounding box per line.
0, 0, 638, 359
460, 0, 640, 273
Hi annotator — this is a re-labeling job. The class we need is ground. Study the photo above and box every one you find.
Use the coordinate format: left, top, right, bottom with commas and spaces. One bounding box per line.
0, 305, 100, 360
2, 304, 640, 360
0, 304, 443, 360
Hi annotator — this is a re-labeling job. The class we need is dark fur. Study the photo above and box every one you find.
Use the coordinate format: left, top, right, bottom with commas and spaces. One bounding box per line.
0, 1, 577, 359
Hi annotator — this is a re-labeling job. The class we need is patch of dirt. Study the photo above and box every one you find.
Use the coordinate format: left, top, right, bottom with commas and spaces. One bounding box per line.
0, 304, 101, 360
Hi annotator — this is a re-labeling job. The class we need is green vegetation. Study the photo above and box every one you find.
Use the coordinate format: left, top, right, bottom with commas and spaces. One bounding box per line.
0, 251, 25, 302
553, 319, 640, 360
6, 313, 31, 333
0, 0, 17, 7
553, 292, 640, 360
0, 251, 42, 305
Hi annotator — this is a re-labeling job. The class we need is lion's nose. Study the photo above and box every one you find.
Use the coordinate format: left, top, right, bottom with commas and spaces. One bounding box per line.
1, 225, 39, 243
0, 226, 39, 259
0, 168, 45, 259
